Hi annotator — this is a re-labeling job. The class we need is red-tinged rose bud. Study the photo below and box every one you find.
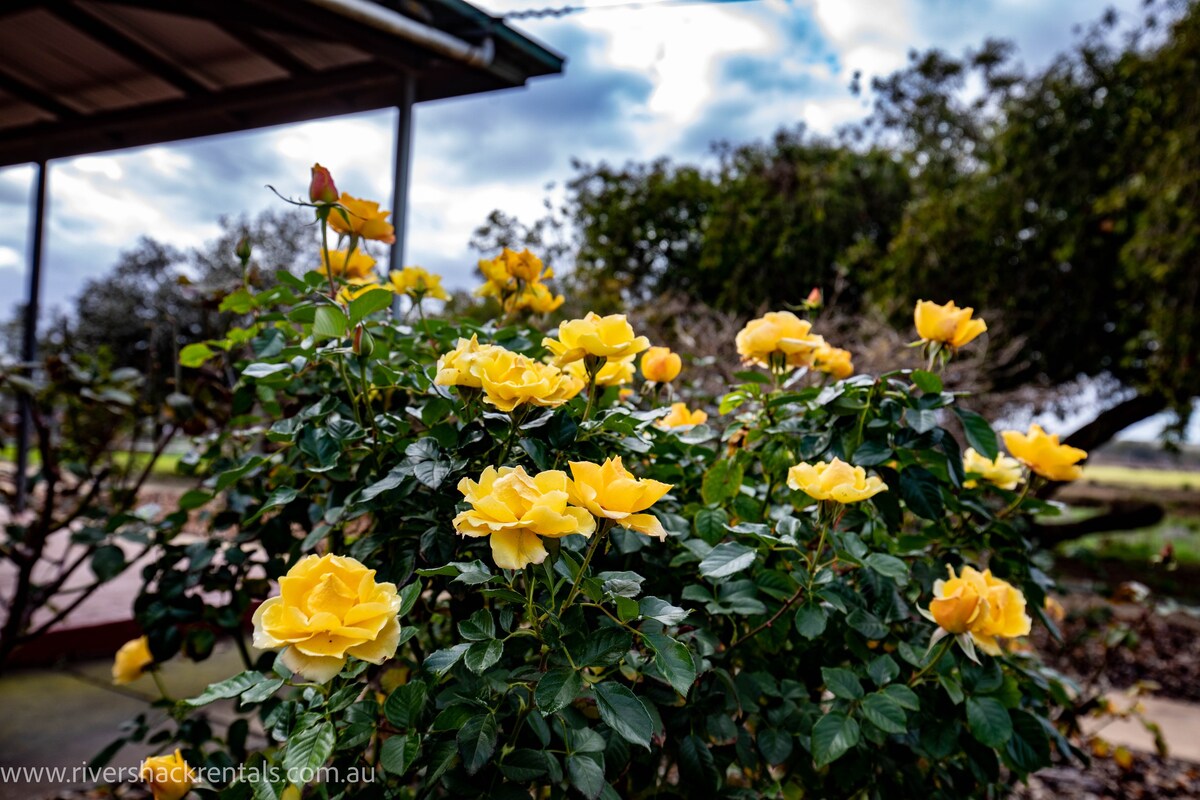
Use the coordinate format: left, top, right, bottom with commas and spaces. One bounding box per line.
309, 163, 339, 204
806, 287, 822, 307
352, 323, 374, 358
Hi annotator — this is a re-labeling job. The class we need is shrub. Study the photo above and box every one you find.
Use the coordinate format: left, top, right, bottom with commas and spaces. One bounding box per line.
116, 168, 1083, 799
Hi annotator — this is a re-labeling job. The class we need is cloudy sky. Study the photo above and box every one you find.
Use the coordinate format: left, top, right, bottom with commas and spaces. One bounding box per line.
0, 0, 1141, 319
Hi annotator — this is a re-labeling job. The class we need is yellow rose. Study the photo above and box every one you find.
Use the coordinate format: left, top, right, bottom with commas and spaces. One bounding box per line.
336, 282, 390, 306
112, 636, 154, 685
476, 255, 516, 297
542, 312, 650, 365
499, 247, 550, 283
435, 335, 502, 390
812, 344, 854, 379
454, 466, 596, 570
658, 402, 708, 428
140, 749, 195, 800
388, 266, 449, 301
786, 458, 887, 504
914, 300, 987, 349
640, 346, 682, 383
565, 354, 636, 387
252, 554, 402, 683
735, 311, 825, 371
962, 447, 1023, 490
1001, 423, 1087, 482
471, 349, 584, 412
522, 282, 565, 314
318, 248, 377, 281
567, 457, 673, 539
329, 193, 396, 244
924, 565, 1031, 654
927, 570, 984, 634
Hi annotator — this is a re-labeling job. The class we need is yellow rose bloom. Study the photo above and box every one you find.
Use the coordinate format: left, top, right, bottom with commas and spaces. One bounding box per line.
388, 266, 449, 301
658, 402, 708, 428
640, 346, 682, 383
914, 300, 987, 349
735, 311, 825, 370
962, 447, 1023, 490
473, 349, 584, 412
476, 255, 516, 297
924, 565, 1032, 654
542, 312, 651, 366
566, 354, 636, 387
812, 344, 854, 379
140, 749, 195, 800
318, 248, 377, 281
1001, 423, 1087, 482
454, 466, 596, 570
112, 636, 154, 685
927, 570, 984, 635
252, 554, 402, 683
521, 281, 565, 315
786, 458, 887, 504
435, 335, 503, 390
567, 457, 673, 540
337, 282, 390, 306
499, 247, 551, 283
329, 193, 396, 244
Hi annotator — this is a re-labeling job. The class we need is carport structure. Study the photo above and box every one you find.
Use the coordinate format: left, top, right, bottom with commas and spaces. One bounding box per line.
0, 0, 564, 507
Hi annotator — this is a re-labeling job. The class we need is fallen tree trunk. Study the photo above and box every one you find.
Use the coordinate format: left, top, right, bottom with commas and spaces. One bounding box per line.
1031, 500, 1166, 547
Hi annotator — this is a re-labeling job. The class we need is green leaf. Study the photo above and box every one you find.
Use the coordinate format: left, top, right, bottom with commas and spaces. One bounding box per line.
348, 287, 394, 322
811, 712, 860, 767
882, 683, 920, 710
639, 596, 688, 626
536, 668, 583, 714
384, 682, 427, 729
794, 604, 828, 639
464, 639, 503, 673
699, 542, 757, 579
380, 734, 420, 776
242, 362, 291, 379
459, 609, 495, 641
847, 608, 889, 640
864, 553, 909, 585
966, 696, 1013, 749
693, 506, 729, 544
397, 580, 421, 616
567, 754, 606, 800
1005, 710, 1052, 773
283, 720, 335, 784
899, 466, 943, 519
499, 749, 552, 782
91, 545, 126, 582
219, 288, 256, 314
758, 728, 793, 765
179, 342, 216, 368
592, 683, 653, 749
821, 667, 864, 700
185, 671, 266, 706
852, 439, 894, 467
861, 692, 907, 734
912, 369, 943, 394
644, 633, 697, 698
956, 407, 999, 460
678, 734, 720, 792
240, 677, 284, 705
580, 628, 632, 667
867, 654, 899, 686
701, 459, 744, 505
312, 304, 348, 340
424, 643, 470, 675
904, 407, 938, 433
457, 713, 497, 775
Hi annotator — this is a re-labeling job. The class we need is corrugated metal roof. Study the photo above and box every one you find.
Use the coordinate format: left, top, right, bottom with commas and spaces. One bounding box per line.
0, 0, 565, 166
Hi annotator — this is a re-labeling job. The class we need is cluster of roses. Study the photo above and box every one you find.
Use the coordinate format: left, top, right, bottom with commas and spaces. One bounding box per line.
735, 309, 854, 379
476, 247, 565, 315
308, 163, 450, 307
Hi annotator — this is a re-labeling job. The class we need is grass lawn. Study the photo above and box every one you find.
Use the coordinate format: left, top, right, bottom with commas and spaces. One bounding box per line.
0, 445, 188, 478
1081, 464, 1200, 491
1058, 514, 1200, 565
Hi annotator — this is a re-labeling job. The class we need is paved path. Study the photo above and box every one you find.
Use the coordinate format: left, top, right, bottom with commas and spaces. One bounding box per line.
0, 640, 257, 800
1085, 692, 1200, 763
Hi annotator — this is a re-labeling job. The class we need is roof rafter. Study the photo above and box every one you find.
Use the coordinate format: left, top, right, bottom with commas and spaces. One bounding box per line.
0, 68, 80, 120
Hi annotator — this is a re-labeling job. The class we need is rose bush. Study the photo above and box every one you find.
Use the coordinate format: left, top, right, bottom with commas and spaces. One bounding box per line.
110, 166, 1091, 799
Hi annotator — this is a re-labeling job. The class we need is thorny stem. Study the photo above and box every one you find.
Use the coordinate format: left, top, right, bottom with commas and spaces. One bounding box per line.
908, 637, 953, 686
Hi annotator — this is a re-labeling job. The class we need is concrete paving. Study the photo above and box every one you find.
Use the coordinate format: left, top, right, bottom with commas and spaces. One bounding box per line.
0, 640, 258, 800
1085, 692, 1200, 763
